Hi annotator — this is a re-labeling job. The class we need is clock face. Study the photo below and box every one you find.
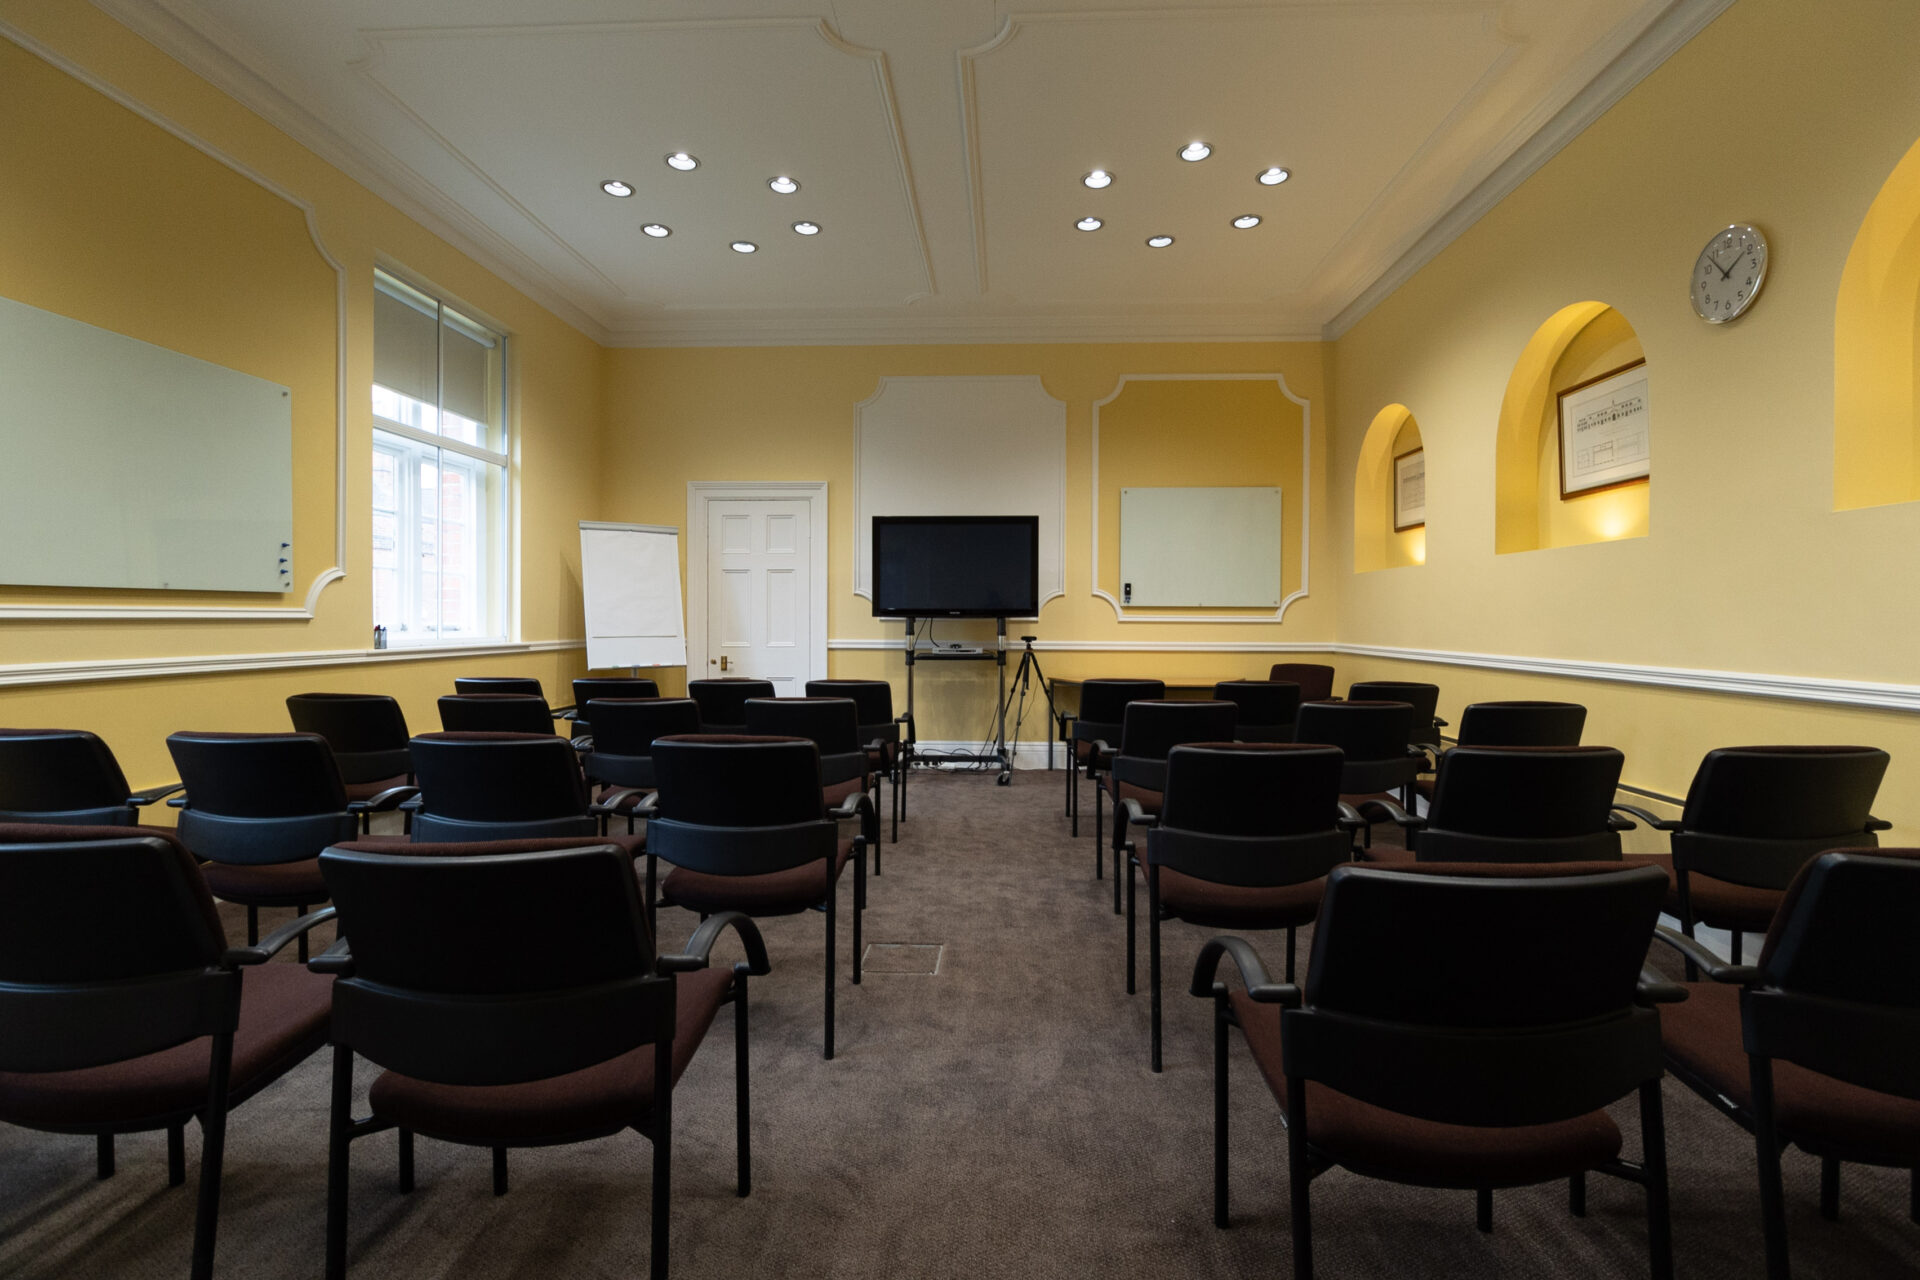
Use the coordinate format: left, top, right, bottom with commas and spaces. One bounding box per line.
1691, 223, 1768, 323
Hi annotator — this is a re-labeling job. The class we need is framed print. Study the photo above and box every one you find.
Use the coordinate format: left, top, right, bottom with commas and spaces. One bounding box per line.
1393, 447, 1426, 531
1558, 359, 1650, 498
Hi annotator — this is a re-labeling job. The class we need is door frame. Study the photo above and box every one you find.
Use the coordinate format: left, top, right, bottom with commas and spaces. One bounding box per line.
686, 481, 830, 684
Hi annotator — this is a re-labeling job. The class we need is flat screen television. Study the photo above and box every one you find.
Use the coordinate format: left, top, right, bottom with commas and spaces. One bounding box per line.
871, 515, 1039, 618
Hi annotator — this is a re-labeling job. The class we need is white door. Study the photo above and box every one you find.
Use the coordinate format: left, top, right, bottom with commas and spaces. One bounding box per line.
704, 499, 812, 693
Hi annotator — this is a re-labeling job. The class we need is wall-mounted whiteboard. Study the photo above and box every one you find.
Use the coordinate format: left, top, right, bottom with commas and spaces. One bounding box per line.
580, 522, 687, 669
1119, 487, 1282, 607
0, 293, 293, 592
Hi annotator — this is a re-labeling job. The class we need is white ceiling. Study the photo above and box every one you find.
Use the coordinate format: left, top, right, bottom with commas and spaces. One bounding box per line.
93, 0, 1723, 346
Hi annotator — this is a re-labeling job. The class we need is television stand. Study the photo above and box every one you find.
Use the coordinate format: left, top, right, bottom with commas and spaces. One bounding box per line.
902, 616, 1012, 782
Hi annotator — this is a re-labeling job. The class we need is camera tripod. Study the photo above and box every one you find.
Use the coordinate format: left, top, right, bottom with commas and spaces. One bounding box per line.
992, 634, 1056, 785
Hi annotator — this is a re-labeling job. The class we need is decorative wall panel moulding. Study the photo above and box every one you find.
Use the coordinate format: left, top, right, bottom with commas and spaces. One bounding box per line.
828, 638, 1331, 654
0, 19, 347, 623
0, 640, 583, 690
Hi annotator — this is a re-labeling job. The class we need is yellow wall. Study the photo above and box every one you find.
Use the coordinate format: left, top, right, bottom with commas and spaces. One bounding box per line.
600, 344, 1335, 740
0, 2, 596, 793
1330, 0, 1920, 841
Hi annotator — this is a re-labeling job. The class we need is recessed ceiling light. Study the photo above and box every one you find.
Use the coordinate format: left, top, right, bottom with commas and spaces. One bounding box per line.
665, 152, 700, 172
600, 179, 633, 198
1179, 141, 1212, 162
769, 176, 800, 194
730, 240, 758, 254
641, 223, 671, 238
1146, 235, 1174, 248
1257, 166, 1291, 186
1083, 169, 1113, 189
1076, 216, 1103, 232
1232, 214, 1261, 229
792, 221, 820, 236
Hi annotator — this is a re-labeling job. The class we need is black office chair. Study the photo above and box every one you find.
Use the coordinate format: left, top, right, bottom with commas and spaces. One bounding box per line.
1292, 701, 1426, 836
1347, 680, 1445, 753
1192, 861, 1680, 1279
437, 693, 558, 735
686, 679, 777, 733
286, 693, 414, 820
1616, 745, 1892, 967
1213, 680, 1301, 742
580, 698, 702, 829
1455, 700, 1587, 747
1268, 663, 1335, 703
313, 841, 769, 1280
745, 697, 881, 872
0, 728, 180, 825
1101, 699, 1239, 913
643, 735, 869, 1059
1061, 679, 1165, 838
807, 679, 913, 843
0, 825, 336, 1280
407, 731, 638, 847
567, 677, 660, 739
1129, 743, 1358, 1070
1363, 745, 1631, 864
1656, 849, 1920, 1278
453, 676, 545, 698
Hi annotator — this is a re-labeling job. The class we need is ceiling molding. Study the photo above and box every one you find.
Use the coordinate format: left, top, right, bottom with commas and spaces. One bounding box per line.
91, 0, 618, 344
601, 311, 1324, 348
1322, 0, 1736, 339
954, 16, 1017, 296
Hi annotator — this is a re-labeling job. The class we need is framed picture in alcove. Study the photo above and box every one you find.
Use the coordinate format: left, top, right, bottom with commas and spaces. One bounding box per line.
1393, 447, 1426, 531
1558, 360, 1650, 498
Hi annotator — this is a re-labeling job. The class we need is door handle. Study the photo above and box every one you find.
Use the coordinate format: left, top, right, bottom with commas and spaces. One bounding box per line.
719, 654, 730, 672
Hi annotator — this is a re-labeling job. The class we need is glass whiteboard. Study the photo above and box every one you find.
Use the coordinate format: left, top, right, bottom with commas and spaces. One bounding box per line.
1119, 486, 1282, 607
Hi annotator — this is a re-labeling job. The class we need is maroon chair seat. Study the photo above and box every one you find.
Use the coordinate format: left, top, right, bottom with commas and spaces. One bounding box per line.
1155, 868, 1324, 930
1229, 988, 1623, 1186
368, 967, 732, 1147
1629, 852, 1781, 932
344, 773, 412, 804
662, 839, 857, 917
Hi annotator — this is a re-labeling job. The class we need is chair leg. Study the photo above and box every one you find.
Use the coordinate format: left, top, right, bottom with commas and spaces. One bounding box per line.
1125, 847, 1137, 996
734, 970, 751, 1197
246, 906, 259, 947
189, 1030, 235, 1280
1111, 816, 1124, 916
651, 1037, 673, 1280
1641, 1078, 1674, 1280
645, 854, 659, 942
297, 905, 310, 963
824, 861, 837, 1061
97, 1132, 114, 1180
867, 783, 882, 875
852, 848, 866, 986
168, 1123, 186, 1187
1214, 993, 1230, 1228
492, 1148, 508, 1197
1149, 877, 1164, 1073
1476, 1187, 1493, 1233
1095, 783, 1105, 866
1820, 1156, 1840, 1221
1067, 753, 1077, 832
1750, 1055, 1790, 1280
1732, 930, 1744, 966
1569, 1171, 1586, 1217
1286, 927, 1297, 985
325, 1046, 354, 1280
1287, 1074, 1314, 1278
398, 1129, 414, 1194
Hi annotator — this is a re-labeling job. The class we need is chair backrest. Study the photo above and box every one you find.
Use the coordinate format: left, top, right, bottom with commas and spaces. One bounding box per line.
407, 732, 593, 842
1268, 663, 1335, 702
320, 843, 669, 1087
805, 680, 897, 739
1072, 680, 1166, 753
1347, 681, 1441, 747
1149, 744, 1350, 888
286, 693, 412, 784
1744, 849, 1920, 1101
581, 698, 701, 789
1416, 746, 1626, 863
1293, 700, 1415, 764
1672, 745, 1891, 889
646, 735, 837, 878
1455, 700, 1586, 747
1211, 681, 1301, 741
0, 828, 235, 1072
1283, 863, 1669, 1127
0, 728, 135, 825
167, 731, 357, 865
1111, 701, 1239, 792
686, 679, 778, 731
744, 698, 866, 784
572, 677, 660, 705
453, 676, 545, 699
437, 693, 556, 735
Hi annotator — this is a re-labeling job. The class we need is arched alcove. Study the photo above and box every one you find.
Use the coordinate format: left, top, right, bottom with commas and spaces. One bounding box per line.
1353, 404, 1425, 572
1834, 133, 1920, 510
1494, 302, 1649, 554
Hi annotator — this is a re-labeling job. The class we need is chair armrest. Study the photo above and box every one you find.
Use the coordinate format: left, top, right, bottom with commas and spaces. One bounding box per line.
1119, 797, 1158, 830
1866, 814, 1893, 833
224, 906, 338, 968
572, 735, 595, 751
588, 787, 651, 817
1335, 802, 1368, 833
1611, 804, 1678, 831
168, 795, 190, 808
897, 711, 916, 744
308, 936, 354, 976
399, 796, 424, 814
348, 785, 419, 815
658, 910, 773, 976
552, 703, 578, 719
1637, 967, 1690, 1005
1650, 926, 1760, 984
128, 782, 185, 807
828, 790, 873, 822
1432, 715, 1448, 728
1359, 797, 1419, 827
1607, 812, 1637, 832
1188, 935, 1302, 1006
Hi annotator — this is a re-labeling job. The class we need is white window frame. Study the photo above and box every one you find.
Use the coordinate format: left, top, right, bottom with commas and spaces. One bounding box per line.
372, 268, 511, 647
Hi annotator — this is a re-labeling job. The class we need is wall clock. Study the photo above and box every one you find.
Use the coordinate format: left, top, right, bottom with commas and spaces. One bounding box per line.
1690, 223, 1768, 323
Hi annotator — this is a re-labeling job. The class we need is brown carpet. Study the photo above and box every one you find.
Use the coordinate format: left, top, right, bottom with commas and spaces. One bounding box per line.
3, 771, 1917, 1278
